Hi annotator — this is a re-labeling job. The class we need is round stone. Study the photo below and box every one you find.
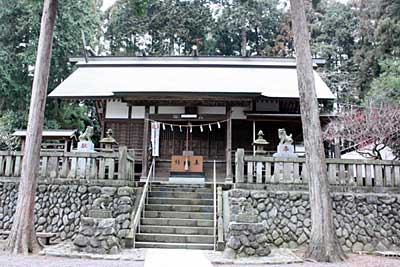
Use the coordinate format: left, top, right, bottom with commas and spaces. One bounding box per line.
73, 234, 89, 247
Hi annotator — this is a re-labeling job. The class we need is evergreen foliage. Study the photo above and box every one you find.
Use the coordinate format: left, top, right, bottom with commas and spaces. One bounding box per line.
1, 0, 400, 148
0, 0, 102, 144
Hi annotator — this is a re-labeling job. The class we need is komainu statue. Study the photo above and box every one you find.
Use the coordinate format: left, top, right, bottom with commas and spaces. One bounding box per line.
278, 128, 293, 145
79, 126, 94, 142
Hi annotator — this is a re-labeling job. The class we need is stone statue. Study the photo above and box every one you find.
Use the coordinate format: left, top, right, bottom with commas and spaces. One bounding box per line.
79, 126, 94, 142
278, 128, 293, 145
106, 128, 113, 138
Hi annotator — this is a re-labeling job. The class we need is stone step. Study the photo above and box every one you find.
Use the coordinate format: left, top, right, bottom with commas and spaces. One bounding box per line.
136, 233, 214, 244
139, 225, 214, 235
148, 197, 213, 206
134, 241, 214, 250
141, 217, 214, 227
144, 210, 213, 220
149, 191, 214, 199
151, 185, 212, 193
146, 204, 214, 213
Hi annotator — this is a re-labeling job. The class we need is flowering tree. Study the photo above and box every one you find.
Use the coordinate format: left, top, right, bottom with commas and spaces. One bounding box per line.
324, 102, 400, 160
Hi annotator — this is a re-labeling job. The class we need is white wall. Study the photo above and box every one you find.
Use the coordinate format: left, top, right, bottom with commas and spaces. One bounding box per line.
198, 106, 226, 115
158, 106, 185, 114
131, 106, 145, 119
231, 106, 250, 119
105, 100, 129, 119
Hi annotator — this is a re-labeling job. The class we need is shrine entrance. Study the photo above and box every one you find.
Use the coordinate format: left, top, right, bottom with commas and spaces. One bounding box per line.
152, 120, 227, 183
169, 124, 206, 183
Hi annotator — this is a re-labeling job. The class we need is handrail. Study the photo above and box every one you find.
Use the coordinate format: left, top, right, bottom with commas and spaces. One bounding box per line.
213, 160, 217, 251
129, 158, 155, 247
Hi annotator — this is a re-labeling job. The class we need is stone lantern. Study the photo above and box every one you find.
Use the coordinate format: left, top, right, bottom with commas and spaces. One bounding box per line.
253, 130, 269, 156
100, 129, 118, 151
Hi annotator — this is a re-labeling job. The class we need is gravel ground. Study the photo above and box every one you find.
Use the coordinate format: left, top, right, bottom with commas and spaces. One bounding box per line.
213, 254, 400, 267
0, 250, 399, 267
0, 254, 399, 267
0, 254, 145, 267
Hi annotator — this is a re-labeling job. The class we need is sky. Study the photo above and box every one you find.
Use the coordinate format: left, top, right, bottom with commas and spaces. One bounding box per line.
102, 0, 116, 11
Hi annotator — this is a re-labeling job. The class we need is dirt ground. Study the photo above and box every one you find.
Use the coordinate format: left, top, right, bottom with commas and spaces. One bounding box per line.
214, 254, 400, 267
0, 253, 398, 267
0, 253, 145, 267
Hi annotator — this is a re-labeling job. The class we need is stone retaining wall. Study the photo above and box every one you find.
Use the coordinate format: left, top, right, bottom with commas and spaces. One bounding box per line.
227, 189, 400, 252
73, 217, 121, 254
225, 221, 271, 257
0, 181, 136, 243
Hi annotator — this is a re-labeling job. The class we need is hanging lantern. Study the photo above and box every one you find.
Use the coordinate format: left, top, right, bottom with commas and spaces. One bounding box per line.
208, 124, 212, 131
170, 124, 174, 131
217, 122, 221, 129
200, 125, 203, 132
162, 123, 166, 130
179, 125, 182, 132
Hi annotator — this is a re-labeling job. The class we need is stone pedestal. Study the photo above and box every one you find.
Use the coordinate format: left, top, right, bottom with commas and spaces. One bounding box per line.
73, 217, 121, 254
77, 141, 95, 152
224, 222, 271, 258
273, 144, 298, 158
76, 141, 95, 178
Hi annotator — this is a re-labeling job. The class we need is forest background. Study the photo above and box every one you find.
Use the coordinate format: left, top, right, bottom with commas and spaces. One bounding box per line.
0, 0, 399, 149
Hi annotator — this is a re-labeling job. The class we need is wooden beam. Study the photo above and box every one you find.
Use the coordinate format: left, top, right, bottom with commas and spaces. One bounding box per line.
226, 106, 233, 183
141, 106, 150, 181
149, 114, 227, 122
123, 96, 253, 107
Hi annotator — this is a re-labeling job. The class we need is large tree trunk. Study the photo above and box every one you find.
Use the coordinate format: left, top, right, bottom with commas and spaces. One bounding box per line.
240, 28, 247, 56
289, 0, 346, 262
6, 0, 57, 255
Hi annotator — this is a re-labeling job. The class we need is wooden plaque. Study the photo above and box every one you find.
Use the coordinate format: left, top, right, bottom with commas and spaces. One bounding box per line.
171, 155, 203, 173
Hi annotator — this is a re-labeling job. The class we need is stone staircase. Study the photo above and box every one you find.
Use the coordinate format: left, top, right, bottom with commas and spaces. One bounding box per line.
134, 184, 215, 250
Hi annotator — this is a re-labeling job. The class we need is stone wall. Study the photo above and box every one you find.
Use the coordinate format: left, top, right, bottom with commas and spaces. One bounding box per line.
0, 181, 136, 243
73, 217, 121, 254
225, 221, 271, 257
227, 189, 400, 252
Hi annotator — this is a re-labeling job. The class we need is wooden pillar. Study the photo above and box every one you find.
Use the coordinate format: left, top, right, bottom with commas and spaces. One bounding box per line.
253, 120, 256, 156
141, 106, 150, 181
226, 106, 233, 183
118, 146, 128, 180
334, 138, 341, 159
128, 105, 132, 147
235, 148, 244, 183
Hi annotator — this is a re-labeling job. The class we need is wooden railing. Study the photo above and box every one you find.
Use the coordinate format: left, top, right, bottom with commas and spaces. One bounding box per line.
235, 148, 400, 187
0, 146, 135, 181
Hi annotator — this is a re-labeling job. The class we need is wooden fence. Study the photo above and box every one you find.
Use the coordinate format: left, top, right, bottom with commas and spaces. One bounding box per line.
0, 146, 135, 181
235, 148, 400, 187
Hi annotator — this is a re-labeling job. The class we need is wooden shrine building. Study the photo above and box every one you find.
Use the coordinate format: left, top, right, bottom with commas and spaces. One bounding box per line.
49, 56, 335, 183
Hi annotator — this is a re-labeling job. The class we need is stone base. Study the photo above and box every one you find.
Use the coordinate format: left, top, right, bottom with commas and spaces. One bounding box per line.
73, 217, 121, 254
273, 144, 298, 158
77, 141, 95, 152
225, 222, 271, 258
88, 209, 112, 218
237, 214, 258, 223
